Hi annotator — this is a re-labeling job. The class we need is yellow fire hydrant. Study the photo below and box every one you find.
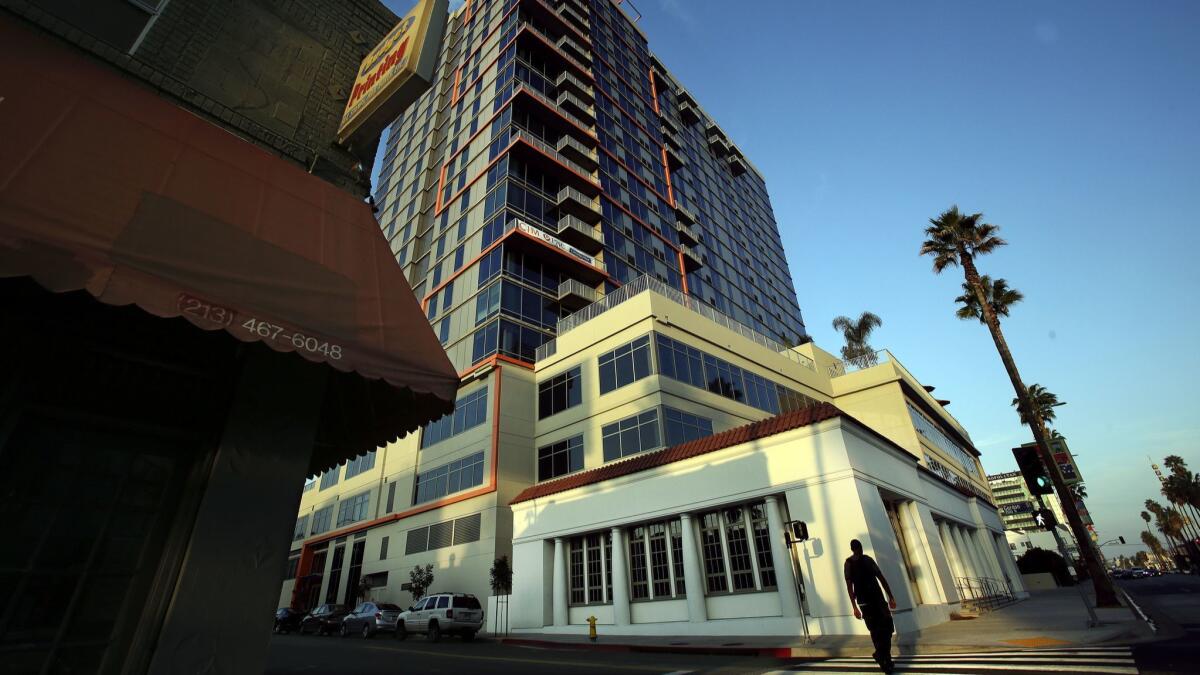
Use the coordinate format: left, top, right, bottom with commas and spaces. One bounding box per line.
587, 615, 598, 641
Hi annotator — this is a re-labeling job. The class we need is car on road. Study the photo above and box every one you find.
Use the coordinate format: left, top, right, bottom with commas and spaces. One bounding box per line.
1130, 568, 1148, 579
274, 607, 304, 634
299, 604, 350, 636
396, 593, 484, 642
341, 602, 403, 638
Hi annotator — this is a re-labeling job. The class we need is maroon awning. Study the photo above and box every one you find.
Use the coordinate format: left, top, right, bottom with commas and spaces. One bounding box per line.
0, 16, 458, 470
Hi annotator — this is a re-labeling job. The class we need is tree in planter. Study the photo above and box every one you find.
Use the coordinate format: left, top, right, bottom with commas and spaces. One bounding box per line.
489, 556, 513, 596
409, 564, 434, 602
1016, 547, 1073, 586
831, 312, 883, 369
920, 206, 1118, 607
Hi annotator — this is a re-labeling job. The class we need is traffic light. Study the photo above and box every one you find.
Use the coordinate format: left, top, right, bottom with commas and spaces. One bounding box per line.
1013, 445, 1054, 495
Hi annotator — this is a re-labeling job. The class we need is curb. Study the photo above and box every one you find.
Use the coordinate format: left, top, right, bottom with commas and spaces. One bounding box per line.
500, 627, 1156, 660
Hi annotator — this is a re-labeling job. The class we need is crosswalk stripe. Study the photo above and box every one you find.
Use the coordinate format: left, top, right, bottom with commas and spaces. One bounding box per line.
776, 647, 1138, 674
777, 658, 1132, 667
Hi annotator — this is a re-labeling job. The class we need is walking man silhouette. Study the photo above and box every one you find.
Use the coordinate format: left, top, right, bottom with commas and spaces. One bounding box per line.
844, 539, 897, 673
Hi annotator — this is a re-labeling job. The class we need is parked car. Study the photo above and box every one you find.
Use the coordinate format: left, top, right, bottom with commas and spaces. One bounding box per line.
340, 602, 403, 638
396, 593, 484, 642
298, 604, 350, 635
274, 607, 304, 634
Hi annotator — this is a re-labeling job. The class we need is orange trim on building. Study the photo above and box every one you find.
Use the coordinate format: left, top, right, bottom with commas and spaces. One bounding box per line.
291, 367, 506, 579
660, 145, 675, 207
677, 249, 689, 295
451, 65, 463, 105
648, 66, 659, 114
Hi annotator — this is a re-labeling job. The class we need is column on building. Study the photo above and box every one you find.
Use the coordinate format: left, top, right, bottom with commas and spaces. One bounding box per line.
973, 528, 1007, 584
915, 506, 959, 604
552, 537, 567, 626
610, 527, 631, 625
678, 513, 707, 623
897, 501, 944, 604
937, 521, 967, 585
950, 525, 981, 580
764, 495, 802, 617
991, 531, 1027, 596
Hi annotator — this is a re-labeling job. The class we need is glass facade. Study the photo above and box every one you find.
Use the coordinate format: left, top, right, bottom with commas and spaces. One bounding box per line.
372, 0, 806, 375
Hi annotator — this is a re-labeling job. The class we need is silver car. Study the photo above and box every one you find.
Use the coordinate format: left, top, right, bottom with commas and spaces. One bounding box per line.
340, 602, 402, 638
396, 593, 484, 642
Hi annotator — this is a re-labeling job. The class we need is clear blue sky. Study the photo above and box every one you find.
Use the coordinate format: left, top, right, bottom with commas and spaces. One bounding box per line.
380, 0, 1200, 558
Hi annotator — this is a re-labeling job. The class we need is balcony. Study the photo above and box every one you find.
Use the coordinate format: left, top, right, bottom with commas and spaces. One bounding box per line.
556, 70, 593, 99
557, 2, 590, 32
728, 154, 747, 177
556, 213, 604, 254
556, 90, 596, 123
674, 204, 697, 225
679, 100, 700, 125
661, 124, 683, 151
509, 129, 600, 194
675, 220, 699, 247
519, 23, 592, 79
514, 82, 594, 136
681, 246, 703, 271
528, 0, 591, 46
553, 275, 817, 372
706, 129, 729, 157
556, 134, 599, 170
557, 278, 599, 310
556, 186, 602, 223
556, 34, 592, 65
506, 219, 607, 283
664, 143, 686, 168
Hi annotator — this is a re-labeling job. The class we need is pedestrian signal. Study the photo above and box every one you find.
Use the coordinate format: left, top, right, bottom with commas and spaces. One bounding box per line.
786, 521, 809, 542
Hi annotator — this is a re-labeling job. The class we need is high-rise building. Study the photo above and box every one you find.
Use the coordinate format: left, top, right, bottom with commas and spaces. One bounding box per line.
373, 0, 806, 371
281, 0, 1024, 638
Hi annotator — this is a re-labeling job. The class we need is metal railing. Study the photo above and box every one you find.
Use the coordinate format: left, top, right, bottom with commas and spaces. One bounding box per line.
556, 90, 596, 120
557, 3, 590, 31
827, 350, 892, 377
555, 70, 594, 98
556, 278, 598, 303
954, 576, 1016, 613
510, 129, 598, 184
556, 34, 592, 63
535, 337, 557, 361
520, 23, 593, 77
556, 186, 601, 215
556, 134, 598, 163
557, 213, 601, 243
551, 275, 816, 371
515, 82, 594, 133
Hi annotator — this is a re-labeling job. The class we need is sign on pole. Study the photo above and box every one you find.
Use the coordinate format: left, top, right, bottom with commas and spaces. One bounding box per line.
337, 0, 449, 145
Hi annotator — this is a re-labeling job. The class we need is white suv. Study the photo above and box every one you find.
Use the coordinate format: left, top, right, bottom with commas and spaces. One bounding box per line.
396, 593, 484, 642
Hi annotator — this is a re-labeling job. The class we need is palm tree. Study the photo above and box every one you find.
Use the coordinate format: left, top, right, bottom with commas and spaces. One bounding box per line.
1141, 531, 1168, 568
1162, 456, 1200, 529
831, 312, 883, 369
1070, 483, 1087, 500
954, 275, 1024, 322
1010, 384, 1066, 427
920, 205, 1118, 606
1146, 499, 1186, 559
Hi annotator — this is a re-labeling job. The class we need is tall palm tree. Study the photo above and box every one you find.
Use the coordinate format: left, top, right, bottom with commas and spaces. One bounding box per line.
831, 312, 883, 369
1161, 455, 1200, 545
1146, 499, 1186, 558
1070, 483, 1087, 500
920, 205, 1118, 606
1010, 384, 1066, 427
954, 275, 1024, 322
1141, 531, 1168, 568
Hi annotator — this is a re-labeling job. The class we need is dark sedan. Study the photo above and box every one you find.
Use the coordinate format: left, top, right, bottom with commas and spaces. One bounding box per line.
274, 607, 304, 634
298, 604, 349, 636
340, 602, 403, 638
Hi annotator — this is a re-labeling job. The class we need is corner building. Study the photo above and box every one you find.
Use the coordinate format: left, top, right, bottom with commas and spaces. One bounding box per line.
281, 0, 1024, 638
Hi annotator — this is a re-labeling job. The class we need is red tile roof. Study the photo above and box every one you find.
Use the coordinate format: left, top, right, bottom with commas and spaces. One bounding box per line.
511, 402, 846, 505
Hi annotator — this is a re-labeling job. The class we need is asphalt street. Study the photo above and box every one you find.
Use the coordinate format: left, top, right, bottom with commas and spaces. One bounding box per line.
265, 575, 1200, 674
264, 633, 779, 674
1123, 572, 1200, 675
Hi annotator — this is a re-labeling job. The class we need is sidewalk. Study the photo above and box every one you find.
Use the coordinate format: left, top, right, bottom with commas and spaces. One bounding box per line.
499, 588, 1157, 658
